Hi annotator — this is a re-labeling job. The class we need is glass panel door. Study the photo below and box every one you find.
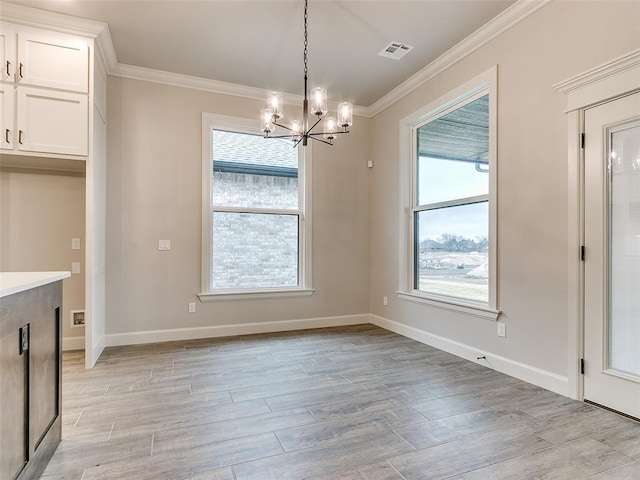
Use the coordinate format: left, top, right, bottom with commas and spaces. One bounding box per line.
608, 122, 640, 378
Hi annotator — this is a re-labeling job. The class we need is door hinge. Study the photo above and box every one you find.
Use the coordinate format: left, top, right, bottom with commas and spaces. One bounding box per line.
580, 358, 585, 375
580, 245, 585, 261
580, 132, 585, 149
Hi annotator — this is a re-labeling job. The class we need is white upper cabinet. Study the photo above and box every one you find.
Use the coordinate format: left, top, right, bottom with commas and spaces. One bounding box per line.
0, 24, 16, 82
0, 84, 14, 150
0, 22, 90, 157
17, 27, 89, 93
16, 87, 88, 156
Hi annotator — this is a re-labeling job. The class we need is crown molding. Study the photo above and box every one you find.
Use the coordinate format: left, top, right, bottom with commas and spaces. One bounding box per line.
0, 0, 107, 38
1, 0, 552, 119
110, 62, 370, 117
365, 0, 553, 117
552, 48, 640, 111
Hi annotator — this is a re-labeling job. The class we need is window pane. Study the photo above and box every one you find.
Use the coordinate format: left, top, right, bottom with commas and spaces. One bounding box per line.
415, 202, 488, 303
212, 130, 298, 209
212, 212, 299, 289
417, 95, 489, 205
608, 124, 640, 377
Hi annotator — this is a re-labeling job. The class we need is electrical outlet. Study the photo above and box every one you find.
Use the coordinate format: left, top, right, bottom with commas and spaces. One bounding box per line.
159, 240, 171, 251
188, 302, 196, 313
71, 238, 81, 250
383, 296, 388, 306
71, 262, 81, 274
497, 322, 506, 338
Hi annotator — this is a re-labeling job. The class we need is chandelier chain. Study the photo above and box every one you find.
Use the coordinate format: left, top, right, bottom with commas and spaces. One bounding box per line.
303, 0, 308, 78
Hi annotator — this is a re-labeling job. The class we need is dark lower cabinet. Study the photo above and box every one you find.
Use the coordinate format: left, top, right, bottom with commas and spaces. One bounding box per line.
0, 281, 62, 480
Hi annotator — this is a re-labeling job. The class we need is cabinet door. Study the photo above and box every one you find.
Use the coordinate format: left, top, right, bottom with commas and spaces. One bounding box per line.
0, 84, 14, 150
0, 325, 29, 480
0, 23, 16, 82
30, 308, 60, 452
17, 87, 88, 156
17, 27, 89, 93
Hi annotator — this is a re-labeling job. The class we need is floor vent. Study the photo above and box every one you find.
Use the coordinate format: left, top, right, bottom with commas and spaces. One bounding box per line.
378, 42, 414, 60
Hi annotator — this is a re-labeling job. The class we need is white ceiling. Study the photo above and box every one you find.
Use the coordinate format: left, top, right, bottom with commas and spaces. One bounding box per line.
6, 0, 516, 107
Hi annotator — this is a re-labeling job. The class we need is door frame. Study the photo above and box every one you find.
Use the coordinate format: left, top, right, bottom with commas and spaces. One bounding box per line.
553, 48, 640, 400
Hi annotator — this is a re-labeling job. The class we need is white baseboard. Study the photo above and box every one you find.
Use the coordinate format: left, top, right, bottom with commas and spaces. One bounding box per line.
62, 336, 85, 351
90, 334, 106, 367
105, 314, 369, 347
370, 314, 569, 397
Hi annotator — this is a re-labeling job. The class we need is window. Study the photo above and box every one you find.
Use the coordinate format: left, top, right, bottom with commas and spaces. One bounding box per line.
200, 114, 312, 300
399, 67, 498, 318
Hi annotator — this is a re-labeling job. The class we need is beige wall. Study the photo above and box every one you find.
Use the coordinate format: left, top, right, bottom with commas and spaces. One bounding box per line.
0, 168, 86, 341
106, 78, 370, 335
369, 1, 640, 378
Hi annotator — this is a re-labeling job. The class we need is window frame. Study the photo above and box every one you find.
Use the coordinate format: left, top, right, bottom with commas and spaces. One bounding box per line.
199, 113, 313, 301
398, 66, 500, 320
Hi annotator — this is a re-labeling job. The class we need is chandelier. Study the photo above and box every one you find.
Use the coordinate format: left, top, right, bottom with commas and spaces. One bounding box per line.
260, 0, 353, 147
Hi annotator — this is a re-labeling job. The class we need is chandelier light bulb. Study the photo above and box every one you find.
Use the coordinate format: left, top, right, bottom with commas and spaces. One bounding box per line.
338, 102, 353, 128
310, 87, 328, 116
291, 119, 303, 135
323, 116, 337, 140
261, 109, 274, 134
268, 92, 284, 120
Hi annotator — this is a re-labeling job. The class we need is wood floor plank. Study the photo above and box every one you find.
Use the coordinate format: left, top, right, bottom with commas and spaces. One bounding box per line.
460, 437, 631, 480
589, 423, 640, 459
585, 459, 640, 480
275, 406, 427, 452
232, 430, 415, 480
389, 425, 551, 480
394, 405, 536, 448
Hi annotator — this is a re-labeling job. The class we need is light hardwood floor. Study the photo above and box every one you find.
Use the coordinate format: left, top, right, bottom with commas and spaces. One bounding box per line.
41, 325, 640, 479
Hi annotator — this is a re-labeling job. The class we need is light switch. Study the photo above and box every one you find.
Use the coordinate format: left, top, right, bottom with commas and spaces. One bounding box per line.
159, 240, 171, 251
72, 262, 81, 274
72, 238, 81, 250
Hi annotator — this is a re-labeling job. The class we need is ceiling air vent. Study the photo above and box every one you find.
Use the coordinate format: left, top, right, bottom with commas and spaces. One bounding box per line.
378, 42, 414, 60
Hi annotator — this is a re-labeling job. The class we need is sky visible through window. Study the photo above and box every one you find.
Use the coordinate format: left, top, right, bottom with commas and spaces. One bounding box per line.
417, 157, 488, 242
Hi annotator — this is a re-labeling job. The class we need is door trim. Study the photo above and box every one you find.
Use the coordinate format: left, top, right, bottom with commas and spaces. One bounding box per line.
554, 48, 640, 400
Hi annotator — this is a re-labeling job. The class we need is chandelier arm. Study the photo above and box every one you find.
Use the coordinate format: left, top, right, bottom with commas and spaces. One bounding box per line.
272, 120, 299, 133
292, 135, 305, 148
264, 134, 302, 139
308, 130, 350, 137
308, 135, 333, 146
306, 116, 322, 135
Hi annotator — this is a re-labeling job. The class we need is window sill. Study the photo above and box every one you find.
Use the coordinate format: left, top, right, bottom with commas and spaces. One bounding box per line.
198, 288, 315, 302
396, 291, 500, 321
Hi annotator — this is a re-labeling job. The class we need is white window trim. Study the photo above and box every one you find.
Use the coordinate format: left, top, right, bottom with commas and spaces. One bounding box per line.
398, 66, 499, 320
199, 112, 313, 301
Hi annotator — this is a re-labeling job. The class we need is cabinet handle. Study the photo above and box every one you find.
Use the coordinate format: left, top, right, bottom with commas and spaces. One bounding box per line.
5, 60, 9, 77
5, 129, 9, 144
18, 130, 23, 144
19, 63, 23, 78
19, 324, 30, 355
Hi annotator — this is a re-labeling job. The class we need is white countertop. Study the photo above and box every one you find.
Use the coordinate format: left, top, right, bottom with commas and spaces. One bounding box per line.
0, 271, 71, 298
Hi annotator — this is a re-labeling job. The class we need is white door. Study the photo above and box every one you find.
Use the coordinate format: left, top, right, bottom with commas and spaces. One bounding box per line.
584, 91, 640, 418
